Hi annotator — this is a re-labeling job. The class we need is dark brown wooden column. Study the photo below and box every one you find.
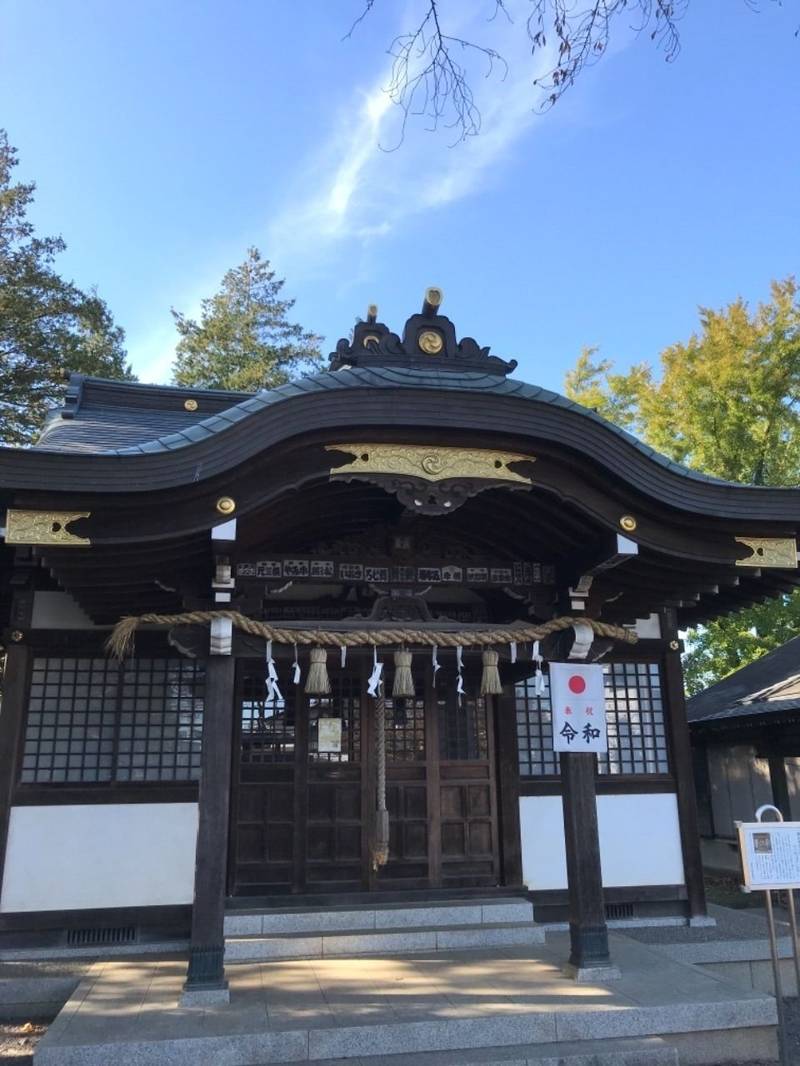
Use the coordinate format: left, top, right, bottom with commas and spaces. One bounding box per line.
660, 609, 707, 921
183, 653, 236, 1002
561, 751, 615, 974
767, 740, 792, 821
496, 687, 523, 887
0, 644, 31, 892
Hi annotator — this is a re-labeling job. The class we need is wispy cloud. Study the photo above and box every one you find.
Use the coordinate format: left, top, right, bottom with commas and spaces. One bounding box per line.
129, 3, 558, 382
268, 3, 557, 278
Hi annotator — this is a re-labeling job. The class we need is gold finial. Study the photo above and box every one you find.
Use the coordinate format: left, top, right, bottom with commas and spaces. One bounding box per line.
216, 497, 236, 515
422, 287, 443, 317
367, 304, 378, 323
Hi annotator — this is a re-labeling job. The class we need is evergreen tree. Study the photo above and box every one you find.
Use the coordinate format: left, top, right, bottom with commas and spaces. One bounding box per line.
171, 248, 322, 391
564, 278, 800, 693
0, 130, 132, 445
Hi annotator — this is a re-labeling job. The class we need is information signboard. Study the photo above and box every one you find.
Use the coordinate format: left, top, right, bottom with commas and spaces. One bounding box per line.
550, 662, 607, 754
317, 718, 343, 754
738, 821, 800, 891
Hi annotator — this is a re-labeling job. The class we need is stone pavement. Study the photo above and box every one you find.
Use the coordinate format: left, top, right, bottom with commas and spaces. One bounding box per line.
32, 931, 778, 1065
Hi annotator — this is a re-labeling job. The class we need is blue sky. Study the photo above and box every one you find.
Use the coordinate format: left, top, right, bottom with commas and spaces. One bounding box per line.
1, 0, 798, 390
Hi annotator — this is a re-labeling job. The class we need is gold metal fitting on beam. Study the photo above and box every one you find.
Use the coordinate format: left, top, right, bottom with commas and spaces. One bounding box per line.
5, 510, 91, 546
184, 398, 198, 412
216, 497, 236, 515
735, 536, 797, 569
327, 444, 534, 484
10, 630, 23, 643
619, 515, 637, 533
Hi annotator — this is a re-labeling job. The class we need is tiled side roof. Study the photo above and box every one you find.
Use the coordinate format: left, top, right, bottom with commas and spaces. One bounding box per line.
688, 635, 800, 723
34, 367, 748, 491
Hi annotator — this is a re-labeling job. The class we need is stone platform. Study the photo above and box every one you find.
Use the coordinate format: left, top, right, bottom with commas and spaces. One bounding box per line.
32, 932, 778, 1066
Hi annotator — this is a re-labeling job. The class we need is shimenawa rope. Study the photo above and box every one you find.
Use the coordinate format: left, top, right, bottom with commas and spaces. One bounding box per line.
105, 609, 636, 660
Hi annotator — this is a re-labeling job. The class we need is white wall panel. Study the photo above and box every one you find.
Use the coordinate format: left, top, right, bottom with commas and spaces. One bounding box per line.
1, 803, 198, 912
520, 792, 685, 890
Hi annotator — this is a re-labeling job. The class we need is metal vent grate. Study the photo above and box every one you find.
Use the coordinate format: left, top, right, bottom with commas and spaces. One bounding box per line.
605, 902, 635, 920
66, 926, 137, 947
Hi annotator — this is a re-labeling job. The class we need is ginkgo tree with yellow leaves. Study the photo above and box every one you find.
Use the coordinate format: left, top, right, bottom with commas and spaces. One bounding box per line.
565, 277, 800, 694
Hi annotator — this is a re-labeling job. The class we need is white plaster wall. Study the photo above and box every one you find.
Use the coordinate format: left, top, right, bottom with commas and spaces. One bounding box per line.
30, 591, 96, 629
519, 792, 685, 891
1, 803, 198, 912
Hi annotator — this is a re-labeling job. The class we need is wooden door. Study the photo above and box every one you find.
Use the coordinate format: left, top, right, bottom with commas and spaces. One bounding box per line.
435, 679, 501, 888
229, 661, 500, 897
229, 663, 366, 897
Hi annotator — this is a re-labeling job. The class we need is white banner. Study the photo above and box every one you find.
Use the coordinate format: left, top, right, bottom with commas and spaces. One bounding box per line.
550, 662, 607, 753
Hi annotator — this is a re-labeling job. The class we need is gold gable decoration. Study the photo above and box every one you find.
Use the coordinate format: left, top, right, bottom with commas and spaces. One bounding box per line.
326, 444, 534, 484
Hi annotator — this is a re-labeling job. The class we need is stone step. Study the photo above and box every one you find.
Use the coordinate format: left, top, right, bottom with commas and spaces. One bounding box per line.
35, 987, 773, 1065
264, 1036, 678, 1066
224, 897, 534, 937
226, 921, 545, 962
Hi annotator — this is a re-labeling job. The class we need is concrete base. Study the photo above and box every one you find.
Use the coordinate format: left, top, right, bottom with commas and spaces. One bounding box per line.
179, 985, 230, 1007
562, 962, 622, 982
32, 933, 777, 1066
688, 915, 717, 928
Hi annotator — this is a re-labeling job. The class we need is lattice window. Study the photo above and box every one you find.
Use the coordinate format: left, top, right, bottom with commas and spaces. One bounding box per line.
438, 686, 489, 761
21, 656, 205, 784
240, 670, 295, 763
516, 662, 669, 777
22, 658, 118, 784
384, 696, 426, 761
308, 676, 361, 764
117, 659, 204, 781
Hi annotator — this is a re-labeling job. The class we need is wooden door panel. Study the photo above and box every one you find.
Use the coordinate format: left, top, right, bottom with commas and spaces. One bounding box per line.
437, 685, 500, 888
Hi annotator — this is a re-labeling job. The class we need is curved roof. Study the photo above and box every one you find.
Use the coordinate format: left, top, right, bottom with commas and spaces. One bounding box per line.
35, 367, 738, 489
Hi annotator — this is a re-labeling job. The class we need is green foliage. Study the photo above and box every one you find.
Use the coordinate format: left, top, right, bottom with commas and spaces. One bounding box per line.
564, 278, 800, 691
171, 248, 323, 391
0, 129, 132, 446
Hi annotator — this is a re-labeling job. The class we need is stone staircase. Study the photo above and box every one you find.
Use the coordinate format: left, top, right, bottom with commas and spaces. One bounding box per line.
224, 896, 544, 962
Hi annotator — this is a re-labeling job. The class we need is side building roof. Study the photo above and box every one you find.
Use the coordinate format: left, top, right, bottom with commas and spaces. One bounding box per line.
688, 636, 800, 724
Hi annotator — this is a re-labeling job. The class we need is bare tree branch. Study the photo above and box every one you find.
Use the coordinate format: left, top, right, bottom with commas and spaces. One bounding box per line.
347, 1, 793, 143
381, 0, 508, 148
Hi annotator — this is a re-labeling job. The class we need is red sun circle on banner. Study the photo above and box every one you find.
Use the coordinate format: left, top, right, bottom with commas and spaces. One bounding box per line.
568, 675, 587, 694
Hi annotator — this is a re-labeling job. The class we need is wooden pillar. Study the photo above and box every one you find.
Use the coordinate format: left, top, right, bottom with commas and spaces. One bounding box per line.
496, 687, 523, 887
183, 654, 236, 1001
561, 751, 614, 975
183, 517, 238, 1005
660, 610, 707, 921
0, 644, 31, 893
767, 741, 792, 821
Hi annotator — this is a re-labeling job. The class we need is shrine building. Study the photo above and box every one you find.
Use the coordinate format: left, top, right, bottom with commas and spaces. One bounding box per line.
1, 289, 799, 996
